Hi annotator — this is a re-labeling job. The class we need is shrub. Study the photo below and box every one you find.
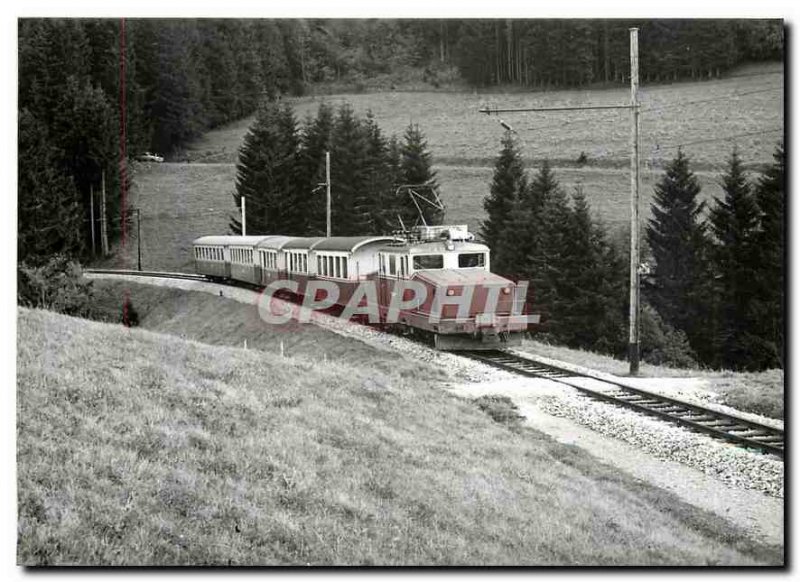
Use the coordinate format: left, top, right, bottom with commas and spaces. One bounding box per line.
640, 304, 698, 369
18, 255, 94, 318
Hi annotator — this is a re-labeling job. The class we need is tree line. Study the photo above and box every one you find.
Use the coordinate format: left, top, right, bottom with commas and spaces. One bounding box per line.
483, 135, 784, 371
18, 18, 305, 266
231, 101, 441, 237
453, 19, 782, 87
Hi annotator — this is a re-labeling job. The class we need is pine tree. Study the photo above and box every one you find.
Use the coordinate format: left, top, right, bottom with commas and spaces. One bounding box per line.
495, 160, 567, 335
645, 149, 714, 362
709, 149, 769, 370
399, 123, 443, 226
232, 101, 300, 235
481, 133, 527, 264
18, 110, 85, 263
363, 111, 395, 233
549, 188, 627, 352
751, 142, 785, 367
329, 104, 374, 236
298, 103, 334, 236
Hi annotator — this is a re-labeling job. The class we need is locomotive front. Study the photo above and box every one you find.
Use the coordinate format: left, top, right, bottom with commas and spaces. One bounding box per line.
376, 225, 538, 350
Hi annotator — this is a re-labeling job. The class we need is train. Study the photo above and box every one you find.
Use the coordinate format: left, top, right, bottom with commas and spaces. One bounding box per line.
192, 224, 536, 350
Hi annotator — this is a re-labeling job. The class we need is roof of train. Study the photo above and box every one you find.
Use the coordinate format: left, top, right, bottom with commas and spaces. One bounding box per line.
282, 237, 327, 251
378, 240, 490, 254
312, 236, 402, 253
193, 235, 272, 246
255, 236, 297, 250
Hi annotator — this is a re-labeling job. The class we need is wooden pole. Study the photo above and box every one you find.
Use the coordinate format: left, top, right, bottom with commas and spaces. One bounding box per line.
326, 151, 331, 237
628, 28, 641, 375
90, 184, 96, 256
241, 196, 247, 236
100, 170, 109, 256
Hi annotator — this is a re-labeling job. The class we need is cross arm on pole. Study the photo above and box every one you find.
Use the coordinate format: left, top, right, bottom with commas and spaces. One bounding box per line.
479, 104, 634, 115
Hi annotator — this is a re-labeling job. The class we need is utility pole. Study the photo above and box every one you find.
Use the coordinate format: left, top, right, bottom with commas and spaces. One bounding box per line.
90, 184, 96, 255
100, 170, 109, 256
477, 27, 644, 376
241, 196, 247, 236
136, 208, 142, 271
326, 151, 331, 237
628, 27, 641, 375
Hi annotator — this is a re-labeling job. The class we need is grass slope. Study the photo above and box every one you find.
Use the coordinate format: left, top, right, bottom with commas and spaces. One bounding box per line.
18, 307, 782, 565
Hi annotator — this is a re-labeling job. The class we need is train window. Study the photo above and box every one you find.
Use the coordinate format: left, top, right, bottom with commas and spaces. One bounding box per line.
458, 253, 486, 268
335, 257, 341, 278
389, 255, 396, 275
413, 254, 444, 270
342, 259, 348, 279
379, 254, 384, 274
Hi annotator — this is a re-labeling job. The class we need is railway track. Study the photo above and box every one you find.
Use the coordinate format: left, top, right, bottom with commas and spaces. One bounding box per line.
85, 268, 209, 282
461, 349, 785, 459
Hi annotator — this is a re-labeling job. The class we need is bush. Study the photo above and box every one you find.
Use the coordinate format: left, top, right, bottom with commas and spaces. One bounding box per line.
640, 304, 698, 369
18, 256, 94, 318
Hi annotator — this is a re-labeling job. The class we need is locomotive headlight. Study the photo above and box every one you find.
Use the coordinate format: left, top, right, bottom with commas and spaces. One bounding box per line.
446, 288, 456, 296
502, 287, 511, 295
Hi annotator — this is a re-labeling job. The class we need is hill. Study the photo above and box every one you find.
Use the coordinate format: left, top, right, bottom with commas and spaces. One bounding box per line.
17, 307, 782, 565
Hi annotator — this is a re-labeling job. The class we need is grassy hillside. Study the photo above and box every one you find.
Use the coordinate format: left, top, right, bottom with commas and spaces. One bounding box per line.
17, 307, 782, 565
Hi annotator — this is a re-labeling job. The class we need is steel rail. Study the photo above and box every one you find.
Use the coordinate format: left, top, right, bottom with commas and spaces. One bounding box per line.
462, 349, 784, 459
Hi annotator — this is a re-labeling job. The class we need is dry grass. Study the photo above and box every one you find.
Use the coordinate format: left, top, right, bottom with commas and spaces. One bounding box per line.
517, 339, 784, 419
17, 306, 783, 565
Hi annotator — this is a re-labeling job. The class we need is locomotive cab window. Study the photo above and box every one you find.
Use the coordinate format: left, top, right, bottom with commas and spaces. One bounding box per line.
413, 254, 444, 270
458, 253, 486, 268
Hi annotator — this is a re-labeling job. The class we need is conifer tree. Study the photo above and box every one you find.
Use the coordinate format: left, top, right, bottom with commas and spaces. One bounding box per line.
329, 104, 375, 235
399, 123, 442, 226
709, 149, 768, 370
752, 142, 785, 367
18, 110, 85, 263
298, 103, 334, 236
232, 101, 300, 235
549, 188, 627, 352
645, 149, 713, 361
481, 133, 527, 262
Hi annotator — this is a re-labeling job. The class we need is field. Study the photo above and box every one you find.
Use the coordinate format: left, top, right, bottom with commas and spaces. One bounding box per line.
17, 306, 784, 565
117, 62, 783, 273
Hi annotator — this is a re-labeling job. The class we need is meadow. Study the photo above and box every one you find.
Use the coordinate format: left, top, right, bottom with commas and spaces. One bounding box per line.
17, 306, 783, 565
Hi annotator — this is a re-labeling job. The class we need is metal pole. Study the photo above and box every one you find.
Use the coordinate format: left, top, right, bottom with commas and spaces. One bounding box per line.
241, 196, 247, 236
90, 184, 96, 255
136, 208, 142, 271
628, 27, 641, 375
326, 151, 331, 237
